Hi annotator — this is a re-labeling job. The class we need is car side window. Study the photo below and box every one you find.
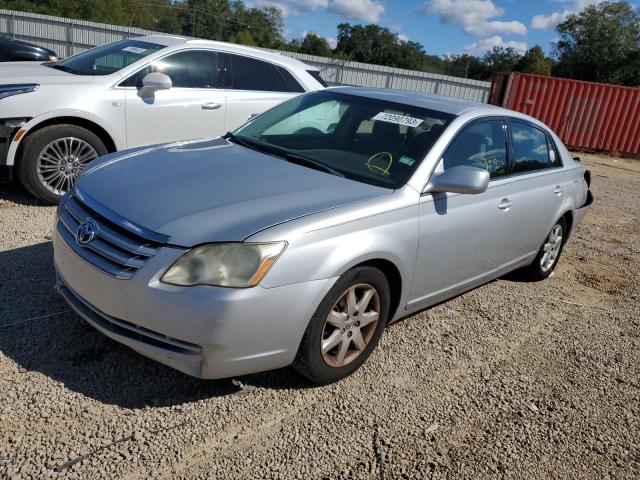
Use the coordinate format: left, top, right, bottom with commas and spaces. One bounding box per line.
225, 53, 299, 92
510, 121, 560, 173
120, 50, 219, 88
441, 119, 508, 178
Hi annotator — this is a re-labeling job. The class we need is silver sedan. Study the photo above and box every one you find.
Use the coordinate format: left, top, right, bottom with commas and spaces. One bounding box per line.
53, 87, 593, 384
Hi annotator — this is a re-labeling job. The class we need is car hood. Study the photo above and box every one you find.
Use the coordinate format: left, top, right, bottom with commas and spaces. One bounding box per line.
0, 62, 93, 84
76, 138, 390, 246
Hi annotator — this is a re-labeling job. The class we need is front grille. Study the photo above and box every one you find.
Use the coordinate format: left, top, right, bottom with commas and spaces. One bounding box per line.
57, 193, 165, 279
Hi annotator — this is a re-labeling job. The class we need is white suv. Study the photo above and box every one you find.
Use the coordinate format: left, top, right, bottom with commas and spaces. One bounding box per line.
0, 35, 326, 203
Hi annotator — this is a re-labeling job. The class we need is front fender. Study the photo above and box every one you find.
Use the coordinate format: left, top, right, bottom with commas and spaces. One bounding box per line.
247, 188, 421, 319
4, 109, 124, 166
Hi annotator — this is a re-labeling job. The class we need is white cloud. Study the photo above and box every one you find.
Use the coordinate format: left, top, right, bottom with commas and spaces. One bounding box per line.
531, 0, 601, 30
464, 35, 527, 55
326, 36, 338, 49
398, 33, 410, 42
328, 0, 385, 23
420, 0, 527, 37
249, 0, 328, 17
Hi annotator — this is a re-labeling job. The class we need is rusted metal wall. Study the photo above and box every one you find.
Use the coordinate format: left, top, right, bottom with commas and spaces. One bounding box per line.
501, 72, 640, 157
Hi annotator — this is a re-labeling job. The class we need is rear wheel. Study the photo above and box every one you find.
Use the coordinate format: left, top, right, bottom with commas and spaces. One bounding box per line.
17, 124, 106, 204
521, 217, 567, 281
293, 266, 390, 384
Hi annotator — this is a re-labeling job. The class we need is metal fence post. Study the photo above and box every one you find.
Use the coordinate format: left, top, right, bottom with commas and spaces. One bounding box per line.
66, 24, 74, 57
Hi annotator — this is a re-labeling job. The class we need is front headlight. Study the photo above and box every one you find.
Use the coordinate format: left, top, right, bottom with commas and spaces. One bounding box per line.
161, 242, 287, 288
0, 84, 39, 101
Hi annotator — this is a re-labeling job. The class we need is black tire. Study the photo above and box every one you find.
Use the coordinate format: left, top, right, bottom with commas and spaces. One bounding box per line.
521, 217, 568, 281
293, 266, 390, 384
16, 124, 108, 204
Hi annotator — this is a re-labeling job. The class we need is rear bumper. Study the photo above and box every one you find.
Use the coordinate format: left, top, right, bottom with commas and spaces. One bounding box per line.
574, 189, 593, 231
53, 226, 337, 379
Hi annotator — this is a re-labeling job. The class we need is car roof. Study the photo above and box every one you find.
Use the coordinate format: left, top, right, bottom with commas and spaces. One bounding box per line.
137, 35, 318, 71
326, 86, 510, 116
0, 36, 56, 54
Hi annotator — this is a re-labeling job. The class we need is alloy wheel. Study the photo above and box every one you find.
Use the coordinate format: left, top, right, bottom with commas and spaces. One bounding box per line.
540, 224, 563, 273
36, 137, 98, 196
320, 283, 380, 368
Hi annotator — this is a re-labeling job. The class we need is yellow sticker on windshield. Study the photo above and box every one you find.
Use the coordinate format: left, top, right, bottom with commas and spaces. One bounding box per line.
372, 112, 423, 128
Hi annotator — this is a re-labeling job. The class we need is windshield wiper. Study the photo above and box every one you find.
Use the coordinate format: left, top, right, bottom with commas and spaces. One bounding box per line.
224, 132, 344, 178
280, 153, 345, 177
224, 131, 255, 149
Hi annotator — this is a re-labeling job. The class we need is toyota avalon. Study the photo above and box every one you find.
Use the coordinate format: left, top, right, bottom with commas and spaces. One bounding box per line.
53, 88, 593, 384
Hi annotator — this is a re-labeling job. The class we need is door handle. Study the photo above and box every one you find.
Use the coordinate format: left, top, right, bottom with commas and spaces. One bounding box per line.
553, 185, 563, 196
498, 198, 513, 210
201, 102, 222, 110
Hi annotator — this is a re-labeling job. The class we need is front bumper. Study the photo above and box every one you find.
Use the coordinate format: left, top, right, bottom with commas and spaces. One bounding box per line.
0, 118, 29, 166
53, 225, 337, 379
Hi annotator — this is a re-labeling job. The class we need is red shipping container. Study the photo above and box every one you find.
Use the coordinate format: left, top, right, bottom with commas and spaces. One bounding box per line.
499, 72, 640, 157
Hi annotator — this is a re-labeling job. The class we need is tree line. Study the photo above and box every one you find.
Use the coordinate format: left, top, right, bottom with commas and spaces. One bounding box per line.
2, 0, 639, 86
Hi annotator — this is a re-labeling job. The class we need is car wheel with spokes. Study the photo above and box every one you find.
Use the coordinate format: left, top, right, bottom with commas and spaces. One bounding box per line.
17, 124, 107, 204
521, 217, 567, 281
294, 266, 390, 384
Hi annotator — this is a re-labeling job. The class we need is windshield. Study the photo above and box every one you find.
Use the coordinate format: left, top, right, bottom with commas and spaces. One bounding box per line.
47, 39, 164, 76
232, 91, 454, 189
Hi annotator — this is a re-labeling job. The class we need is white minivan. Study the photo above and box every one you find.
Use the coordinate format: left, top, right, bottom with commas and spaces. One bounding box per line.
0, 35, 326, 202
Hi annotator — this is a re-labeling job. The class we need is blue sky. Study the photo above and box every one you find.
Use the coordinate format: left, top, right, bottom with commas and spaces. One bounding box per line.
246, 0, 604, 56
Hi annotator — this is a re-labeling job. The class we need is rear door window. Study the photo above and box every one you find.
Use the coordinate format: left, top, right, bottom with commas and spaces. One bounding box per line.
510, 121, 560, 173
224, 53, 299, 92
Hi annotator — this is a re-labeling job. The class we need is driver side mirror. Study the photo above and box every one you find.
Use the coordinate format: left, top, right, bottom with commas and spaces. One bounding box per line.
141, 72, 172, 91
424, 165, 490, 195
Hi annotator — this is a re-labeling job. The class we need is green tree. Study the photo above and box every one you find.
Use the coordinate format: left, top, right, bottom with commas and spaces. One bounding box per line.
482, 46, 522, 75
442, 54, 487, 80
514, 45, 552, 75
553, 1, 640, 85
299, 32, 332, 57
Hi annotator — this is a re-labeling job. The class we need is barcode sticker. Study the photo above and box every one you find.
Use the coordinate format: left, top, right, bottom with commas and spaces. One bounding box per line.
372, 112, 423, 128
122, 46, 146, 54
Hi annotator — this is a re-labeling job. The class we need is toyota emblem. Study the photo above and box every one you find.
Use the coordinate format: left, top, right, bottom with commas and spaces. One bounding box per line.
76, 219, 98, 245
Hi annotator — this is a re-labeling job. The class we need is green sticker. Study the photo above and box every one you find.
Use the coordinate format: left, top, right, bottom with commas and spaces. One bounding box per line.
399, 156, 415, 166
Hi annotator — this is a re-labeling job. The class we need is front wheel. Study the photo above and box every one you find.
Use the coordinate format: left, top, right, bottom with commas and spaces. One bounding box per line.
293, 266, 390, 384
521, 217, 567, 281
16, 124, 107, 204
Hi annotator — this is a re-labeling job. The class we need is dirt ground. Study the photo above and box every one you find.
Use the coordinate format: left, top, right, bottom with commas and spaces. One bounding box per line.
0, 153, 638, 480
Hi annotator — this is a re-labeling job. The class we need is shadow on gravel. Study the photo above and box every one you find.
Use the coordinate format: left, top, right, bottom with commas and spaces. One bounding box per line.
0, 179, 46, 206
0, 242, 310, 409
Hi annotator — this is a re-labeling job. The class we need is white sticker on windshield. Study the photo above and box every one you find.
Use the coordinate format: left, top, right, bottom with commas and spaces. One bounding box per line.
122, 46, 147, 54
372, 112, 423, 128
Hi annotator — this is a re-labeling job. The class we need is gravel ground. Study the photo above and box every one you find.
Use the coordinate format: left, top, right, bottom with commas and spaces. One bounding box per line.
0, 153, 638, 480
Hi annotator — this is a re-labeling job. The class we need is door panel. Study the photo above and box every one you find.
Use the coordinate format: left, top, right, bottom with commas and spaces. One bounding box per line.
409, 181, 518, 307
122, 49, 227, 147
125, 88, 226, 147
505, 120, 569, 256
225, 90, 295, 132
408, 117, 517, 307
500, 171, 570, 257
221, 52, 301, 131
